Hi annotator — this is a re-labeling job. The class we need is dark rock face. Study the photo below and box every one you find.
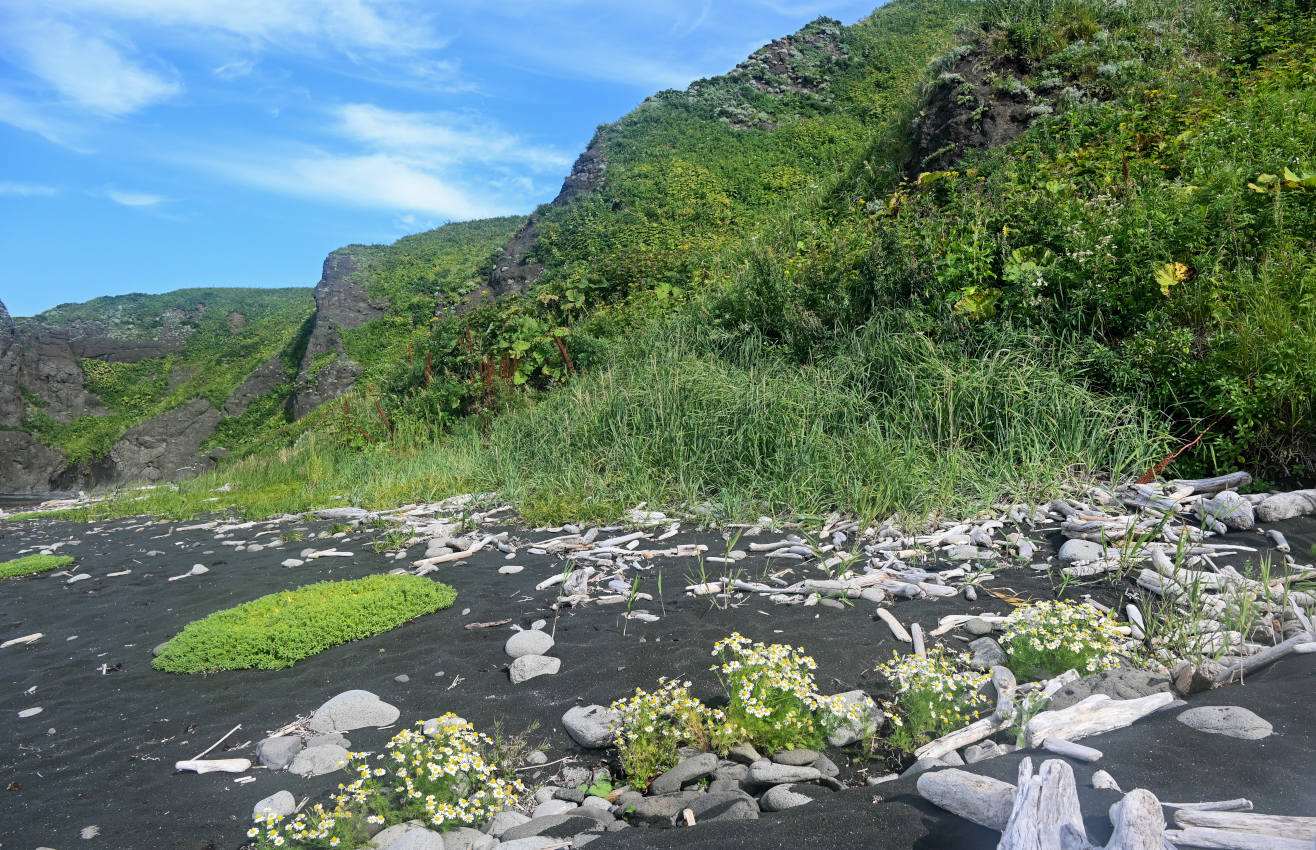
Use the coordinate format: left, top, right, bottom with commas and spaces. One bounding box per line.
292, 249, 387, 418
0, 301, 24, 427
0, 431, 65, 495
109, 398, 222, 483
907, 48, 1057, 176
475, 134, 610, 310
222, 355, 286, 418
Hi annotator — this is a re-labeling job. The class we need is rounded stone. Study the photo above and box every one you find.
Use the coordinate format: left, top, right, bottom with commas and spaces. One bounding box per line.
510, 654, 561, 684
505, 630, 555, 659
287, 743, 350, 777
256, 735, 303, 770
562, 705, 619, 748
252, 789, 295, 821
1176, 705, 1273, 740
308, 689, 399, 732
760, 783, 814, 812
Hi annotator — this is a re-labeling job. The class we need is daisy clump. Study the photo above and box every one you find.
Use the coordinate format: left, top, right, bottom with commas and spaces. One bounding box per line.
711, 633, 837, 753
1001, 600, 1124, 680
875, 647, 991, 753
250, 714, 524, 849
609, 678, 734, 789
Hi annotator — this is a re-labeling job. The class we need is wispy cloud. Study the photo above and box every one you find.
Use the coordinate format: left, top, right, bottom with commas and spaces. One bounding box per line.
198, 150, 503, 220
44, 0, 443, 56
335, 103, 571, 173
104, 186, 165, 206
3, 16, 181, 116
0, 181, 61, 197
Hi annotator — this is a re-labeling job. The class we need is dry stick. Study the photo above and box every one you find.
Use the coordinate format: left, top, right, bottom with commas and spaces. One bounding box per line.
875, 607, 911, 642
1161, 799, 1252, 813
1164, 826, 1311, 850
192, 723, 242, 760
1174, 810, 1316, 840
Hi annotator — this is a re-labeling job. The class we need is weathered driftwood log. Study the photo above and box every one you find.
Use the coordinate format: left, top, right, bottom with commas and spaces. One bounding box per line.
412, 537, 488, 567
1164, 826, 1311, 850
1105, 789, 1165, 850
915, 666, 1016, 760
1042, 737, 1102, 762
1212, 632, 1314, 684
1025, 692, 1174, 748
1168, 472, 1252, 495
175, 758, 251, 774
915, 769, 1015, 831
1173, 810, 1316, 841
911, 622, 926, 656
1, 632, 42, 649
875, 607, 912, 642
998, 758, 1087, 850
1162, 799, 1252, 812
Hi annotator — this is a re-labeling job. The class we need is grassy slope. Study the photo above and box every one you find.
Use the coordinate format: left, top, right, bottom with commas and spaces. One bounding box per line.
20, 288, 314, 465
28, 0, 1316, 525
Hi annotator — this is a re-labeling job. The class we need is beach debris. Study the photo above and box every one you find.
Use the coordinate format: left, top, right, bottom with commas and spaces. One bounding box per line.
1025, 692, 1175, 748
175, 758, 251, 774
2, 632, 42, 649
167, 564, 209, 581
17, 707, 43, 718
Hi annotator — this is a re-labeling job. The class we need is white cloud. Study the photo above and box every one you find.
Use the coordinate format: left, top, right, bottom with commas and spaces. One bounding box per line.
0, 90, 92, 149
104, 187, 165, 206
38, 0, 442, 55
212, 58, 257, 80
0, 181, 60, 197
335, 103, 571, 173
202, 150, 502, 220
3, 17, 181, 116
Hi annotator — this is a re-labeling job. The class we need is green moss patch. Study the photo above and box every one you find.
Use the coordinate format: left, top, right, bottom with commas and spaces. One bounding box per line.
152, 575, 455, 673
0, 554, 75, 579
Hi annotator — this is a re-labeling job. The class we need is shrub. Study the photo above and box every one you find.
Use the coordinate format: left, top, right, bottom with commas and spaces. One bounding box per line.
711, 632, 847, 753
0, 554, 75, 580
251, 715, 524, 848
1000, 600, 1124, 679
153, 575, 454, 673
875, 647, 992, 752
609, 679, 732, 789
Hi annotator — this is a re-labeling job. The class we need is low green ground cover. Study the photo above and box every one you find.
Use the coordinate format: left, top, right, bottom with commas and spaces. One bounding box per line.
152, 575, 455, 673
0, 554, 75, 579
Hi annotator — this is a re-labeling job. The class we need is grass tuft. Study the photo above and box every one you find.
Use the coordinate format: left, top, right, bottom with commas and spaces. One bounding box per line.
152, 575, 455, 673
0, 554, 75, 580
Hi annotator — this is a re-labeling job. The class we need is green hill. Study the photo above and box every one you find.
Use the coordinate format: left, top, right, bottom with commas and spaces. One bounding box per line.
26, 0, 1316, 521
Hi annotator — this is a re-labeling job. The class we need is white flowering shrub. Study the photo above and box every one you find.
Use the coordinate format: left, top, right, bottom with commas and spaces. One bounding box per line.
875, 647, 991, 752
249, 714, 524, 849
1001, 599, 1123, 679
609, 678, 733, 790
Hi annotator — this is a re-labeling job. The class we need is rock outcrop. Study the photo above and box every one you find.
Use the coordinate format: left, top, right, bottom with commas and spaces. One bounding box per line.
109, 398, 223, 483
291, 250, 388, 418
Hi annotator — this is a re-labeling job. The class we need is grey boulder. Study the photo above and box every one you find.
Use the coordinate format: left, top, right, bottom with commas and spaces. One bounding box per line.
308, 689, 399, 732
1199, 491, 1255, 530
760, 784, 813, 811
288, 744, 350, 777
967, 637, 1007, 670
510, 655, 561, 684
1256, 490, 1316, 523
562, 705, 618, 748
825, 690, 881, 747
747, 760, 821, 785
1059, 539, 1109, 563
256, 736, 303, 770
1047, 668, 1171, 711
443, 828, 495, 850
1176, 705, 1273, 740
251, 789, 295, 821
648, 752, 718, 794
506, 630, 555, 659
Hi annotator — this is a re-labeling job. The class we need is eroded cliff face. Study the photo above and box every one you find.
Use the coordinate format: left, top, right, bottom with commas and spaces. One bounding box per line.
291, 249, 388, 418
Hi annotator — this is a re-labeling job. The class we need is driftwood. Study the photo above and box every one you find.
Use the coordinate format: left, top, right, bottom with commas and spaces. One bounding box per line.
911, 622, 926, 656
998, 758, 1087, 850
1042, 737, 1102, 762
175, 758, 251, 774
1164, 827, 1311, 850
411, 537, 488, 568
1212, 632, 1314, 684
1105, 789, 1165, 850
875, 608, 912, 642
1168, 472, 1252, 495
915, 769, 1015, 831
915, 666, 1016, 760
1025, 692, 1174, 748
1173, 810, 1316, 841
1163, 800, 1252, 812
1, 632, 42, 649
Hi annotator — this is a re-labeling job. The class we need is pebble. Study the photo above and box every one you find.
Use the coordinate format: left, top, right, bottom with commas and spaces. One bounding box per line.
760, 783, 814, 811
394, 674, 410, 683
747, 760, 820, 785
1176, 705, 1273, 740
510, 655, 561, 684
18, 706, 42, 718
965, 617, 993, 636
499, 565, 524, 574
770, 748, 819, 767
525, 750, 548, 766
256, 735, 303, 770
281, 558, 304, 567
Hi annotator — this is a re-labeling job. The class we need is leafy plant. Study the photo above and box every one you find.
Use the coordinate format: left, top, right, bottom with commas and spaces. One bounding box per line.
0, 554, 75, 580
1000, 599, 1124, 679
875, 646, 991, 752
153, 575, 455, 673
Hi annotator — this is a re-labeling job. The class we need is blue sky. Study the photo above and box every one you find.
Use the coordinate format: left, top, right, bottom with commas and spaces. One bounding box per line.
0, 0, 882, 318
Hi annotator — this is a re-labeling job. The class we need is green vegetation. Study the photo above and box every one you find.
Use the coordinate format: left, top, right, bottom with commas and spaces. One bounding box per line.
0, 554, 74, 579
152, 575, 455, 673
19, 288, 313, 465
875, 647, 992, 752
18, 0, 1316, 526
1000, 599, 1125, 679
251, 715, 525, 848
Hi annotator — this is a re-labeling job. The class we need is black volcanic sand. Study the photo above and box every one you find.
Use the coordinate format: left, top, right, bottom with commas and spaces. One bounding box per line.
1, 512, 1313, 849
